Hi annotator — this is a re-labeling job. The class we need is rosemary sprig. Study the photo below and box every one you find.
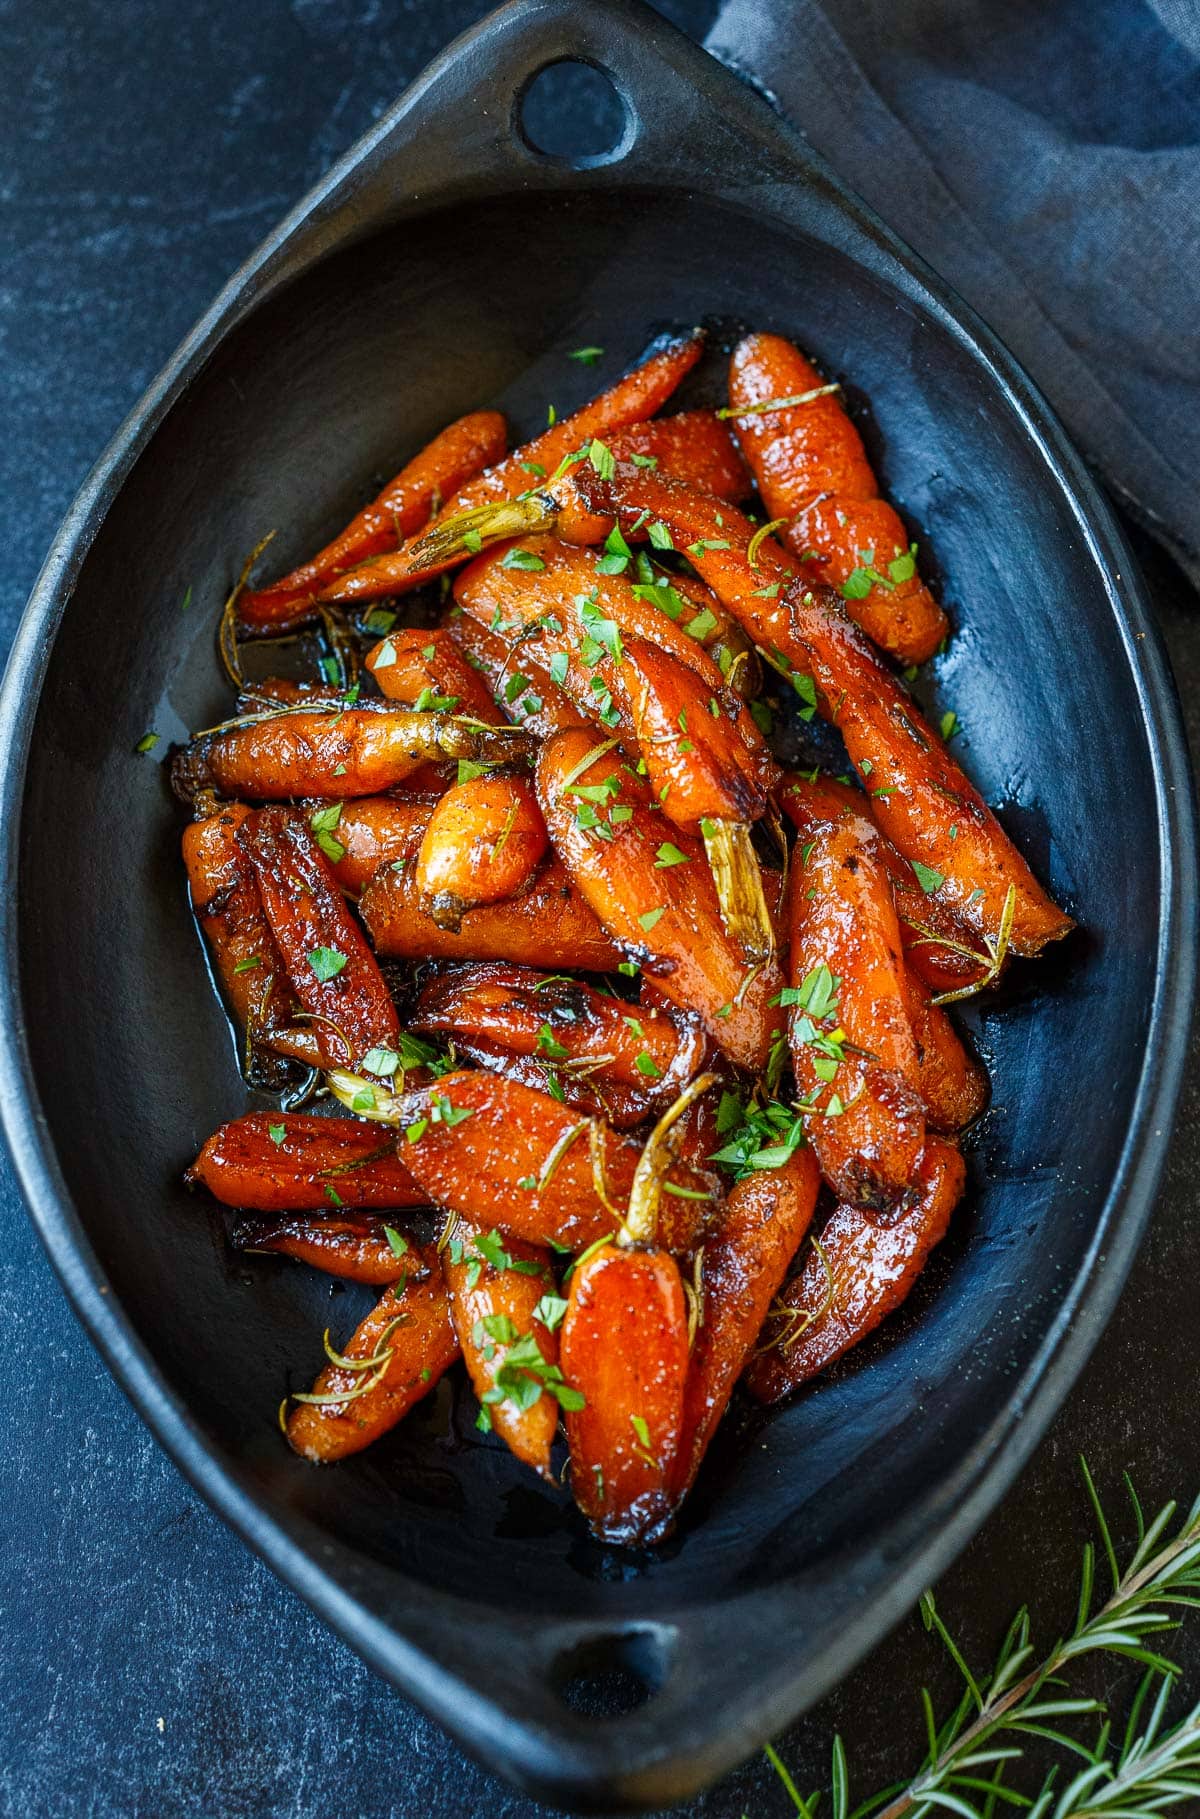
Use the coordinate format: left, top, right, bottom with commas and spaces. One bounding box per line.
764, 1461, 1200, 1819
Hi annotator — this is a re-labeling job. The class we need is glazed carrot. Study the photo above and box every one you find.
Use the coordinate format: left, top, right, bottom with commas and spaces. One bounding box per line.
435, 1040, 663, 1130
536, 729, 783, 1070
316, 330, 704, 604
360, 850, 622, 972
172, 704, 534, 802
728, 333, 948, 663
181, 802, 320, 1077
560, 1076, 714, 1543
744, 1137, 966, 1401
187, 1112, 427, 1212
239, 409, 507, 630
786, 808, 925, 1210
365, 626, 504, 723
671, 1144, 821, 1502
622, 636, 777, 830
286, 1258, 459, 1462
382, 1071, 712, 1253
232, 1214, 418, 1284
442, 1218, 559, 1478
321, 796, 433, 895
779, 772, 994, 997
238, 807, 400, 1068
447, 612, 587, 737
411, 963, 697, 1093
414, 773, 548, 929
901, 972, 989, 1132
570, 461, 1072, 958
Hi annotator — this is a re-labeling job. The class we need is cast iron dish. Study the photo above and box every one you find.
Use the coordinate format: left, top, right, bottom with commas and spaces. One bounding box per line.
1, 0, 1194, 1806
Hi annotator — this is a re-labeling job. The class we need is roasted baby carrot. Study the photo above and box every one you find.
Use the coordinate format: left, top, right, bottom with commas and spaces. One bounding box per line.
727, 333, 948, 663
365, 626, 504, 723
447, 613, 587, 736
319, 796, 433, 895
316, 331, 704, 605
671, 1144, 821, 1502
901, 973, 989, 1132
570, 461, 1072, 958
786, 806, 926, 1210
172, 703, 534, 802
238, 807, 400, 1068
232, 1214, 418, 1284
187, 1111, 427, 1212
560, 1075, 714, 1543
239, 410, 506, 631
360, 848, 622, 972
442, 1218, 560, 1478
744, 1137, 966, 1401
181, 801, 320, 1077
414, 773, 548, 929
286, 1257, 459, 1462
536, 729, 783, 1070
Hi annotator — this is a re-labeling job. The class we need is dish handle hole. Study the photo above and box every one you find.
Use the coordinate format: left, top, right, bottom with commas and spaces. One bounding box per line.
549, 1625, 673, 1719
515, 59, 632, 166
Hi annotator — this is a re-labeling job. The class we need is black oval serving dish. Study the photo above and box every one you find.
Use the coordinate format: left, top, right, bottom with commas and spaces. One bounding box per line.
0, 0, 1194, 1808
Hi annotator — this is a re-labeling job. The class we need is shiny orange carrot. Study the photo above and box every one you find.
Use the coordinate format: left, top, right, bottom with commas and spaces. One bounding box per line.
286, 1256, 459, 1462
442, 1218, 560, 1478
727, 333, 948, 663
238, 807, 400, 1068
414, 773, 548, 930
364, 626, 504, 723
570, 460, 1072, 958
187, 1111, 426, 1212
181, 801, 320, 1077
744, 1137, 966, 1400
239, 409, 508, 631
671, 1144, 821, 1502
232, 1214, 419, 1284
447, 613, 588, 736
785, 805, 925, 1210
360, 838, 621, 973
561, 1074, 716, 1544
172, 703, 534, 802
319, 796, 433, 895
536, 729, 783, 1069
316, 330, 704, 605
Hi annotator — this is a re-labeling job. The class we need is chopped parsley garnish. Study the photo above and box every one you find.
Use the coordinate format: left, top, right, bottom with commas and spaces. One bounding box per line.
940, 710, 960, 741
309, 802, 345, 864
568, 346, 604, 365
536, 1023, 570, 1060
710, 1096, 807, 1178
638, 907, 665, 932
267, 1122, 286, 1147
134, 732, 160, 755
587, 439, 615, 482
912, 860, 946, 895
500, 547, 545, 572
654, 843, 690, 869
233, 955, 261, 975
307, 946, 347, 983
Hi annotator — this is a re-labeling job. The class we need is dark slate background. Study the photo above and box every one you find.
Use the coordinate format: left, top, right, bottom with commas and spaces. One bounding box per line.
1, 3, 1196, 1815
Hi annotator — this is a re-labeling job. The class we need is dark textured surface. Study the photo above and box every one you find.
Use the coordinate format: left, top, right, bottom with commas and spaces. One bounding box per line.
0, 4, 1196, 1817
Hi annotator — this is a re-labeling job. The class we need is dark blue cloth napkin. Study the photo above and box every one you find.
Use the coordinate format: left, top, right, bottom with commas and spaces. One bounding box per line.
704, 0, 1200, 584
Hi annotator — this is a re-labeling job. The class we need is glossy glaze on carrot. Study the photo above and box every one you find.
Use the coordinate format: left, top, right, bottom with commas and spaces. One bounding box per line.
365, 625, 505, 722
238, 807, 400, 1068
728, 333, 948, 663
232, 1214, 419, 1284
414, 773, 547, 928
744, 1137, 966, 1401
188, 1112, 426, 1211
316, 331, 704, 604
287, 1259, 459, 1462
239, 410, 508, 631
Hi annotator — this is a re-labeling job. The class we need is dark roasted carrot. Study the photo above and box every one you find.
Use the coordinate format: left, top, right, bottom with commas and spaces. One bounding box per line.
744, 1137, 966, 1401
238, 807, 400, 1068
621, 634, 777, 828
239, 409, 507, 630
360, 849, 622, 972
181, 802, 320, 1076
187, 1112, 427, 1212
728, 333, 948, 663
287, 1257, 459, 1461
901, 972, 989, 1132
365, 626, 504, 723
316, 331, 704, 604
442, 1218, 559, 1479
232, 1213, 419, 1284
434, 1039, 659, 1130
414, 773, 547, 929
172, 704, 534, 803
786, 806, 925, 1210
671, 1144, 821, 1501
536, 729, 783, 1070
570, 461, 1072, 958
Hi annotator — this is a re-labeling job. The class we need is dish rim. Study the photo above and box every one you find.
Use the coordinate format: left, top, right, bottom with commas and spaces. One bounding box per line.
0, 0, 1195, 1803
